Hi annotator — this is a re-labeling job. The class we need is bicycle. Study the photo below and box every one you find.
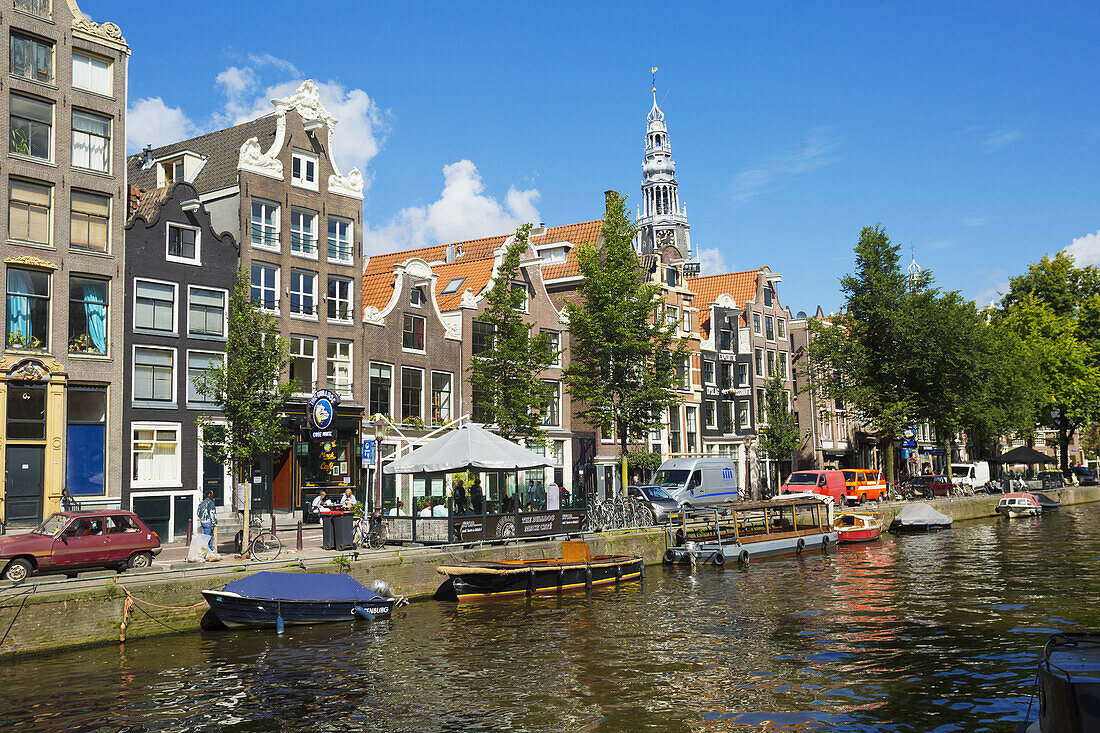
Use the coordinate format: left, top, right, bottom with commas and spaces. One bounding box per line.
353, 511, 388, 550
248, 529, 282, 562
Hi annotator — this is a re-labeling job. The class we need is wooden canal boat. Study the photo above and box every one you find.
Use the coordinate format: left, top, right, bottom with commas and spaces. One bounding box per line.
434, 541, 643, 602
833, 511, 884, 543
662, 494, 837, 566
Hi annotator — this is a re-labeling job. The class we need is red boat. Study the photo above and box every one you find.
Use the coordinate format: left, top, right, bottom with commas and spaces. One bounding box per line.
832, 512, 883, 543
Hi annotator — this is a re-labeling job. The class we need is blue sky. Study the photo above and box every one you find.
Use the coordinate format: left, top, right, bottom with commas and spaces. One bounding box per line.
104, 0, 1099, 314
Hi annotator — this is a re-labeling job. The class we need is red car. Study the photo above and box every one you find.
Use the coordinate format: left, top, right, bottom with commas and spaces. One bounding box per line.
0, 511, 162, 582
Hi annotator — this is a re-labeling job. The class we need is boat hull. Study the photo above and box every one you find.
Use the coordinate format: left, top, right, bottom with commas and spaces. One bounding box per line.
663, 531, 837, 564
436, 557, 644, 601
836, 526, 882, 543
202, 590, 395, 628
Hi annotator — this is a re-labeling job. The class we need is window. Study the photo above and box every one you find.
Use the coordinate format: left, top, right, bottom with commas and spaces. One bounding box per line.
327, 277, 352, 323
6, 267, 48, 349
68, 276, 107, 355
719, 362, 732, 388
410, 287, 424, 307
431, 372, 452, 426
703, 360, 715, 385
665, 306, 678, 329
685, 407, 698, 452
250, 200, 279, 249
134, 280, 175, 333
442, 277, 465, 295
66, 386, 106, 496
682, 309, 691, 333
780, 351, 789, 380
10, 32, 52, 84
71, 110, 110, 172
290, 209, 317, 257
8, 178, 50, 245
291, 150, 317, 189
401, 367, 423, 422
10, 93, 51, 160
757, 387, 766, 421
72, 51, 110, 95
719, 328, 733, 351
720, 400, 733, 432
765, 315, 775, 341
777, 318, 786, 340
668, 409, 681, 454
165, 223, 199, 264
6, 383, 44, 439
71, 190, 110, 252
327, 217, 352, 263
250, 263, 278, 311
764, 285, 774, 307
161, 158, 184, 184
369, 363, 392, 417
752, 312, 761, 335
187, 351, 222, 405
705, 400, 717, 429
737, 363, 749, 387
737, 401, 749, 430
542, 329, 561, 366
402, 313, 425, 351
767, 350, 777, 377
289, 270, 316, 318
512, 282, 529, 312
754, 347, 763, 377
14, 0, 51, 18
133, 347, 175, 403
288, 336, 316, 393
666, 267, 678, 287
131, 425, 181, 487
472, 320, 493, 354
326, 340, 352, 396
188, 287, 226, 338
543, 380, 560, 427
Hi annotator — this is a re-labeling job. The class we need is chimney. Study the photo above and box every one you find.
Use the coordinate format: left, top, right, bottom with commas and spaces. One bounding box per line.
127, 184, 144, 218
445, 244, 456, 263
530, 221, 546, 237
141, 145, 154, 169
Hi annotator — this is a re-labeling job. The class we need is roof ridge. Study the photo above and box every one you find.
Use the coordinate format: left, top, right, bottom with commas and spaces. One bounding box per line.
127, 114, 278, 160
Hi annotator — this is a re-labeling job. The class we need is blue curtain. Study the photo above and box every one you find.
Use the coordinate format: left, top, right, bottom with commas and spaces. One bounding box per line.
6, 269, 31, 344
83, 280, 106, 353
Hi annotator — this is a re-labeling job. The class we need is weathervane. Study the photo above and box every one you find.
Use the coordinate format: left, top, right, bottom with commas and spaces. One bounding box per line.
651, 66, 658, 93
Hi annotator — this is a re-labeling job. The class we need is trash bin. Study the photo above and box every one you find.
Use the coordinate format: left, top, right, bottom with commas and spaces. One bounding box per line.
321, 511, 354, 550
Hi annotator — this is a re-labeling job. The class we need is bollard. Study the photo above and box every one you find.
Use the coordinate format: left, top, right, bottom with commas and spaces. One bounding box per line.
297, 520, 303, 551
213, 525, 219, 553
186, 518, 193, 545
271, 513, 277, 535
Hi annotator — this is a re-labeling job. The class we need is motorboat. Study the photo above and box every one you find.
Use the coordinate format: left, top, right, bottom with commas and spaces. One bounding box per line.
1036, 492, 1061, 513
997, 492, 1042, 518
434, 541, 643, 602
201, 571, 401, 628
663, 494, 837, 566
833, 512, 883, 543
1017, 633, 1100, 733
888, 503, 953, 532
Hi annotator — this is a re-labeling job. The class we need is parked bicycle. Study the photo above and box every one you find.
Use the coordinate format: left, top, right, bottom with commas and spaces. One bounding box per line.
353, 510, 388, 550
589, 497, 653, 531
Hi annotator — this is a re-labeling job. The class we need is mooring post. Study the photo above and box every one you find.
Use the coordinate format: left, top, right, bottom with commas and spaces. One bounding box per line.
186, 518, 193, 545
297, 521, 304, 551
271, 513, 277, 535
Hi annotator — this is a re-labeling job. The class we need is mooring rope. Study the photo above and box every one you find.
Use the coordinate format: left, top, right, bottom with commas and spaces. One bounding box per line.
118, 586, 205, 642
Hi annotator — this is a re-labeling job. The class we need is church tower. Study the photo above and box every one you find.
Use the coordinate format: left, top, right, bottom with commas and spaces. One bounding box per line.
636, 78, 691, 258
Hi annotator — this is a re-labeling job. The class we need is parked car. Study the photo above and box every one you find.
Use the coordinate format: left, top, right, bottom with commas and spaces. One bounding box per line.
626, 485, 680, 524
900, 475, 953, 498
780, 469, 848, 504
841, 469, 888, 503
1037, 470, 1068, 488
0, 511, 162, 582
1070, 466, 1098, 486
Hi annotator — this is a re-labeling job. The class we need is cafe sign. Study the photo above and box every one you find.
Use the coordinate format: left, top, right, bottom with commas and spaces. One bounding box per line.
308, 389, 340, 439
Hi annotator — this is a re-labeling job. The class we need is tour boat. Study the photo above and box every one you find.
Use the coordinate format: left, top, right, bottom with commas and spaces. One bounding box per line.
996, 492, 1042, 518
888, 503, 953, 532
434, 541, 644, 602
1017, 633, 1100, 733
662, 494, 837, 566
832, 512, 883, 543
202, 571, 400, 628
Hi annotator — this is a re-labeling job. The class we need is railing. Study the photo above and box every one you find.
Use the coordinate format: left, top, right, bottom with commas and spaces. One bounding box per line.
250, 225, 280, 249
327, 242, 353, 262
290, 234, 319, 255
385, 507, 589, 544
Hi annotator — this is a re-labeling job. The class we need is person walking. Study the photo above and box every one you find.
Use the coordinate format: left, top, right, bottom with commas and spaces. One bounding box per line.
453, 479, 468, 514
471, 478, 484, 514
197, 490, 217, 553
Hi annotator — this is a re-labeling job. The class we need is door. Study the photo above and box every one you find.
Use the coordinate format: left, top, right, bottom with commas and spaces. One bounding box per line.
51, 516, 109, 568
202, 426, 227, 507
173, 495, 193, 540
5, 445, 44, 523
106, 515, 148, 563
273, 449, 292, 510
132, 495, 170, 541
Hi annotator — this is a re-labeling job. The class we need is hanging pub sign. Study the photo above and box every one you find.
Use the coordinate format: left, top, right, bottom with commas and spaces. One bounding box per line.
308, 389, 340, 440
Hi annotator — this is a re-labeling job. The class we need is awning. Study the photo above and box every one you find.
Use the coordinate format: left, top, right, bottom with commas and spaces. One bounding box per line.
384, 423, 554, 474
991, 445, 1057, 465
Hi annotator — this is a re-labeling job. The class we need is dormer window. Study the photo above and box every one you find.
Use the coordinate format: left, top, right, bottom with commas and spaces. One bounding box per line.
441, 277, 465, 295
162, 159, 183, 184
410, 287, 424, 307
292, 151, 318, 190
511, 282, 529, 313
666, 267, 678, 287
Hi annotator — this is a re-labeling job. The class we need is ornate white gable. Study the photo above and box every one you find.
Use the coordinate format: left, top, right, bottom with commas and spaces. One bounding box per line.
328, 168, 364, 199
460, 289, 479, 309
238, 137, 283, 179
272, 80, 338, 134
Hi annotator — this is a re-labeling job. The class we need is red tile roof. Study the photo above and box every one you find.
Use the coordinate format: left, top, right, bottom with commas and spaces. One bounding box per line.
361, 271, 398, 312
538, 220, 604, 280
432, 258, 496, 311
688, 270, 761, 335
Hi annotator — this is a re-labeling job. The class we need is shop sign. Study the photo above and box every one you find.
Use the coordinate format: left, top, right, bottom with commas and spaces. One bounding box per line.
308, 389, 340, 439
718, 352, 737, 362
704, 386, 722, 398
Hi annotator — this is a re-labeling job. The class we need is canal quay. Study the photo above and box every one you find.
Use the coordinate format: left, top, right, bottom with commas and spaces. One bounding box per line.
1, 494, 1098, 732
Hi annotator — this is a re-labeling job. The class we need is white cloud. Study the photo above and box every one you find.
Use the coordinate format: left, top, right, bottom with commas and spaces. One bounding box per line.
961, 215, 993, 227
696, 247, 727, 276
126, 97, 198, 151
364, 159, 541, 256
730, 128, 840, 203
981, 125, 1024, 153
247, 53, 301, 77
1064, 230, 1100, 267
214, 66, 256, 98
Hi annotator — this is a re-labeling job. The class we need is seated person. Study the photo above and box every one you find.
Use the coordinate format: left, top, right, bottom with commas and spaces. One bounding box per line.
340, 488, 358, 510
310, 489, 329, 517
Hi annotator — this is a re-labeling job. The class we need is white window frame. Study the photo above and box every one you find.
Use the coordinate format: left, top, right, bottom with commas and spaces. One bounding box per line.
327, 216, 353, 264
291, 150, 318, 191
542, 380, 561, 427
765, 314, 775, 342
71, 108, 110, 173
410, 287, 424, 307
754, 347, 764, 378
250, 262, 279, 314
777, 318, 787, 340
737, 362, 749, 387
187, 285, 228, 340
290, 208, 318, 259
780, 351, 789, 380
250, 199, 280, 251
289, 335, 316, 395
72, 50, 111, 96
327, 276, 353, 324
10, 91, 54, 163
8, 177, 52, 246
289, 269, 317, 321
682, 309, 691, 334
133, 278, 178, 335
131, 345, 177, 405
402, 313, 426, 353
186, 349, 223, 408
767, 350, 777, 378
165, 222, 201, 265
705, 399, 717, 429
704, 359, 716, 385
752, 312, 762, 335
431, 370, 453, 426
326, 339, 353, 397
401, 366, 425, 422
130, 422, 183, 489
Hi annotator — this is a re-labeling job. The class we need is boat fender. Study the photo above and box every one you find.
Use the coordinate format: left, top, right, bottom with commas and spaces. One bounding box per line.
738, 549, 750, 565
276, 615, 284, 634
796, 538, 806, 555
712, 552, 725, 566
351, 606, 375, 621
615, 565, 622, 582
664, 548, 677, 564
527, 568, 537, 595
639, 562, 646, 580
584, 564, 593, 590
675, 529, 685, 546
821, 536, 831, 552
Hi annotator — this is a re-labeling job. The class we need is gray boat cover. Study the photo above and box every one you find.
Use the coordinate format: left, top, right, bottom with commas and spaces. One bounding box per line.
892, 503, 953, 527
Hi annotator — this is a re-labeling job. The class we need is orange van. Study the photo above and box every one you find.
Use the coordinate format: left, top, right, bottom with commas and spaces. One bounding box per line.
780, 470, 847, 503
842, 469, 887, 503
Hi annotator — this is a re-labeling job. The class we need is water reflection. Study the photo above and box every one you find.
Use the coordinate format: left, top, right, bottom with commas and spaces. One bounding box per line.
3, 505, 1100, 731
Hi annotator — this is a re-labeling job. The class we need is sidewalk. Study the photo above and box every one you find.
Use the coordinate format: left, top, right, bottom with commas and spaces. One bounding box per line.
156, 524, 337, 567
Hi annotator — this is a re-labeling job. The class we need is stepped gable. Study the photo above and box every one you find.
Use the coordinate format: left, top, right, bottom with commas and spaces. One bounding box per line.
687, 270, 760, 335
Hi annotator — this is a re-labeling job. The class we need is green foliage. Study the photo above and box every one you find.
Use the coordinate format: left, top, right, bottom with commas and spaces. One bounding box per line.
468, 224, 555, 443
1002, 251, 1100, 318
331, 555, 351, 572
758, 374, 800, 475
194, 269, 297, 476
562, 192, 686, 459
624, 450, 663, 472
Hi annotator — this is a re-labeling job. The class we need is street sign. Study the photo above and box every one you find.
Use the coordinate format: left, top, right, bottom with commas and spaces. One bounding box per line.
362, 439, 375, 467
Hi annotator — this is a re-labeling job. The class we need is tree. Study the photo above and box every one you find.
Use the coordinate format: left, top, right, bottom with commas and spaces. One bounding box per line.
563, 191, 685, 493
468, 224, 556, 443
758, 374, 800, 489
194, 269, 297, 547
1002, 252, 1100, 319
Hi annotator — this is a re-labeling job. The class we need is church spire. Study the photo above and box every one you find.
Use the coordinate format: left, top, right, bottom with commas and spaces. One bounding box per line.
636, 68, 691, 258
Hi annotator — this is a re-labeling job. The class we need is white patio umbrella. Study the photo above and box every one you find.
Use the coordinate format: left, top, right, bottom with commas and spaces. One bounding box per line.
383, 423, 554, 474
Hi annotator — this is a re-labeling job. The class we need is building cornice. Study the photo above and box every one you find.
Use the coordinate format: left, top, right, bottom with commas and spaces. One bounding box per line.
67, 0, 130, 54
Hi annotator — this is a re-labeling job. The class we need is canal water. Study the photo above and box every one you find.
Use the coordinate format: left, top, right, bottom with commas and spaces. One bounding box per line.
4, 504, 1100, 732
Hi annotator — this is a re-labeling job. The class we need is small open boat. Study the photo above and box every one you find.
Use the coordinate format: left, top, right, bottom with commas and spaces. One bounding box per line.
833, 512, 883, 543
202, 571, 399, 628
434, 541, 643, 602
997, 492, 1042, 518
889, 503, 953, 532
1036, 492, 1061, 513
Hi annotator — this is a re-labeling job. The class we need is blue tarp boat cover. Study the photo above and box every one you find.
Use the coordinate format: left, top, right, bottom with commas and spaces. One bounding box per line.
222, 572, 382, 602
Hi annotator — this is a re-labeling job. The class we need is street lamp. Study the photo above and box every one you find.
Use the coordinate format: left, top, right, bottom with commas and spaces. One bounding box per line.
372, 414, 386, 510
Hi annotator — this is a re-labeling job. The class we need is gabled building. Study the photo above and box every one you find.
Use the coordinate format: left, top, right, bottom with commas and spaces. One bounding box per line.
1, 0, 129, 524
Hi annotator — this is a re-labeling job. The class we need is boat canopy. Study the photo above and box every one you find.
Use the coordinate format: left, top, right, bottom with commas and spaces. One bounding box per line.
892, 503, 953, 527
222, 572, 382, 602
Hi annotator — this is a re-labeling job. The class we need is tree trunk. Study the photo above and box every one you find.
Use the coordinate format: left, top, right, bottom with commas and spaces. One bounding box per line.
884, 440, 895, 490
944, 434, 954, 491
1060, 424, 1071, 474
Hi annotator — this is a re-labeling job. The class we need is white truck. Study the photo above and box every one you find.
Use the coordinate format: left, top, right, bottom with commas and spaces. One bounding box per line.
950, 461, 990, 492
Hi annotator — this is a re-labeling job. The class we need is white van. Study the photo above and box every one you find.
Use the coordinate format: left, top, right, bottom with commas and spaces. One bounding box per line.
644, 457, 740, 507
950, 461, 990, 491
